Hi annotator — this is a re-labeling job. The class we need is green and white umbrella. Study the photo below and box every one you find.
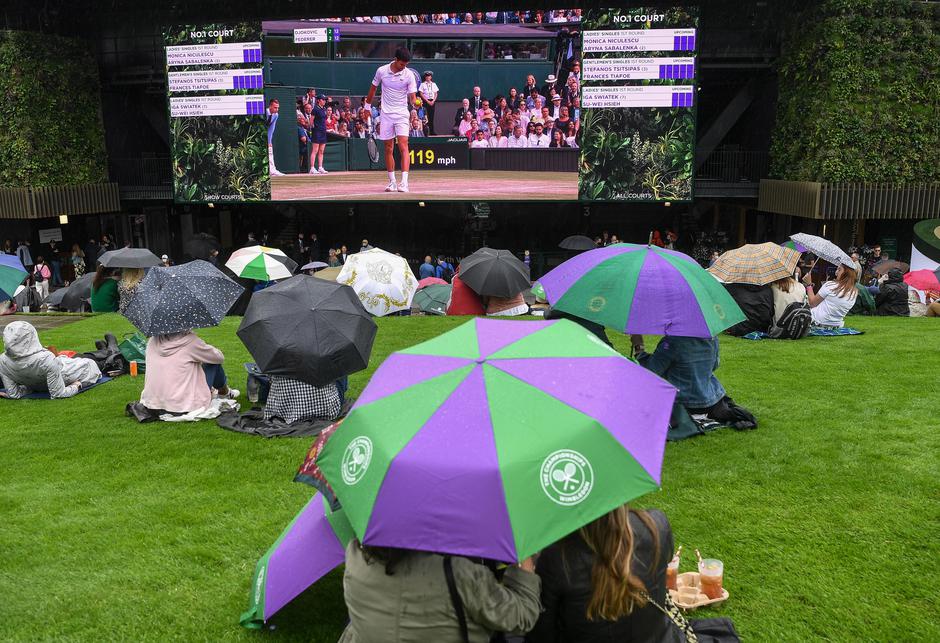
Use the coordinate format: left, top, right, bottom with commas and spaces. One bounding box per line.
225, 245, 297, 281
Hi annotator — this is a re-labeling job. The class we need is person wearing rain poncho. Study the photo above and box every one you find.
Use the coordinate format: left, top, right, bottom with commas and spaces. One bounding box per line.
0, 321, 101, 399
139, 332, 238, 414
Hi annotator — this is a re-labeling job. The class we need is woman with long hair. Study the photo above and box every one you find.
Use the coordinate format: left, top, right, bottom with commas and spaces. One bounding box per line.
803, 264, 857, 327
527, 504, 679, 642
770, 274, 807, 327
118, 268, 145, 314
90, 263, 119, 312
339, 542, 540, 642
70, 244, 85, 281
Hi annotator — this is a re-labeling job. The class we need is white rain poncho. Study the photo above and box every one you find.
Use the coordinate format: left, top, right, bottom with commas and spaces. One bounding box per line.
0, 321, 101, 398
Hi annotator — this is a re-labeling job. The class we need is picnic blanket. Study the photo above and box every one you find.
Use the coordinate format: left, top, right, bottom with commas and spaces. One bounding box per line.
0, 376, 112, 399
740, 327, 864, 340
125, 397, 239, 423
216, 399, 353, 438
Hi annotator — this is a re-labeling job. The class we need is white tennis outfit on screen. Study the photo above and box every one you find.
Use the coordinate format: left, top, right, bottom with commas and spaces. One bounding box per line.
372, 63, 417, 140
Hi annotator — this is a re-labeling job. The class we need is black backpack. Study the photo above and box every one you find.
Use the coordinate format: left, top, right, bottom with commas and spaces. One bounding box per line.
767, 301, 811, 339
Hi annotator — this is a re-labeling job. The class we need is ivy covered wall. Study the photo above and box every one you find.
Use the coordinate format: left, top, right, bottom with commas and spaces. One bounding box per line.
0, 30, 108, 187
770, 0, 939, 182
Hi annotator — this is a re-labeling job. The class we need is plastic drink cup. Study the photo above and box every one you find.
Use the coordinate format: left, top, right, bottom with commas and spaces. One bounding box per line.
129, 360, 138, 377
698, 559, 723, 599
666, 560, 679, 591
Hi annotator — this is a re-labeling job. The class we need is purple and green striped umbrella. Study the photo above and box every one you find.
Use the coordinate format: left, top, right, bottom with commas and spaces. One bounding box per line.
539, 243, 745, 338
317, 317, 677, 563
240, 494, 353, 628
0, 254, 27, 300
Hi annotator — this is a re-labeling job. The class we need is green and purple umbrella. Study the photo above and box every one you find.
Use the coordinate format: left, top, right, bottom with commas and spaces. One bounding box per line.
0, 254, 27, 300
539, 243, 745, 338
240, 494, 353, 628
317, 317, 677, 563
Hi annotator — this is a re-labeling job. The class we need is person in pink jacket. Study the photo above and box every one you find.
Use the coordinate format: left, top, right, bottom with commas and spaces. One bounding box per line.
139, 332, 238, 413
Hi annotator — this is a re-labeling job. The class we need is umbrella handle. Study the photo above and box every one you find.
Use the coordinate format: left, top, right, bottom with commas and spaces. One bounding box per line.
647, 231, 653, 247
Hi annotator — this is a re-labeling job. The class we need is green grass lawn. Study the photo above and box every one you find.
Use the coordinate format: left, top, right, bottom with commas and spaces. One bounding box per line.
2, 314, 938, 641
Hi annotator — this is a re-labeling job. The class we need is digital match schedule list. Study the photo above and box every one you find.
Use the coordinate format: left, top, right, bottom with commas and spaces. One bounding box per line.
166, 39, 264, 117
581, 27, 697, 109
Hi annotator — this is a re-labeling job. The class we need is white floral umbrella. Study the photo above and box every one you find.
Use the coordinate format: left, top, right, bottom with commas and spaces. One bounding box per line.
337, 248, 416, 316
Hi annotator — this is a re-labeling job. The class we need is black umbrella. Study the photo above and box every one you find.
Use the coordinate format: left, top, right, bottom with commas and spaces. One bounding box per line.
123, 260, 244, 336
457, 247, 531, 298
45, 287, 69, 309
237, 275, 377, 386
185, 233, 221, 260
559, 235, 596, 251
98, 248, 162, 268
61, 273, 95, 311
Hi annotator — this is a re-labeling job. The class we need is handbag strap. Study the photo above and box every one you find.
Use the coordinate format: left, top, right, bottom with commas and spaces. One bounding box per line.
443, 556, 470, 643
645, 591, 699, 643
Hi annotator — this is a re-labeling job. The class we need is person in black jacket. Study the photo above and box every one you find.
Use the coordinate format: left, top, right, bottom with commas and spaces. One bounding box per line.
722, 283, 774, 336
528, 504, 680, 643
875, 268, 910, 316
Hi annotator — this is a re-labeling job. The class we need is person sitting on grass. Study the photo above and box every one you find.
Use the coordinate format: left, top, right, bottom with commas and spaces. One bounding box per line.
139, 331, 237, 414
339, 541, 540, 642
118, 268, 145, 315
632, 334, 741, 424
722, 282, 773, 337
802, 264, 857, 328
0, 321, 101, 399
874, 268, 910, 316
263, 376, 342, 425
527, 503, 676, 642
90, 263, 120, 313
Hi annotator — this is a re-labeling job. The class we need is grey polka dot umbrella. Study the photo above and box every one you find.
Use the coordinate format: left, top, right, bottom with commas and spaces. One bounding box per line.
123, 260, 244, 336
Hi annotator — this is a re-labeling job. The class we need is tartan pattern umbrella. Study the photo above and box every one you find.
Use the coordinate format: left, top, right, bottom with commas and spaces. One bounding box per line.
708, 243, 801, 286
539, 243, 746, 338
225, 246, 297, 281
240, 494, 354, 628
903, 269, 940, 292
317, 318, 676, 563
790, 233, 854, 268
0, 254, 27, 300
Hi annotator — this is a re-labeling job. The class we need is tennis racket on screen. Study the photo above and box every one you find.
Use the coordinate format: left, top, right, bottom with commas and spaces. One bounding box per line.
366, 131, 380, 164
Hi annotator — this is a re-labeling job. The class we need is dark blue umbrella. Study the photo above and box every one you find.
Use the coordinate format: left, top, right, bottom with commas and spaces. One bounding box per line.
123, 260, 244, 336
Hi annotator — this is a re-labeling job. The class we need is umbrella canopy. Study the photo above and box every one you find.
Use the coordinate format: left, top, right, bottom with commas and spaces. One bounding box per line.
0, 254, 27, 300
559, 235, 597, 251
97, 248, 161, 269
123, 260, 244, 336
781, 240, 807, 253
417, 276, 447, 289
337, 248, 417, 316
240, 494, 354, 628
790, 233, 854, 268
539, 243, 746, 338
413, 283, 451, 315
314, 266, 342, 282
707, 243, 801, 286
301, 261, 329, 272
226, 246, 297, 281
45, 287, 69, 308
872, 259, 910, 276
317, 318, 677, 563
531, 282, 547, 303
184, 233, 220, 260
237, 275, 377, 386
903, 269, 940, 292
458, 248, 531, 298
60, 273, 95, 311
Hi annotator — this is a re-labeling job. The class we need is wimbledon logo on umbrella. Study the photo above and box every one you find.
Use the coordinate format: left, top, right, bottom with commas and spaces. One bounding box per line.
540, 450, 594, 506
342, 437, 373, 485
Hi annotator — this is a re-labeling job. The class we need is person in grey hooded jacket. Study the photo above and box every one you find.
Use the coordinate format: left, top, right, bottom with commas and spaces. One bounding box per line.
0, 321, 101, 399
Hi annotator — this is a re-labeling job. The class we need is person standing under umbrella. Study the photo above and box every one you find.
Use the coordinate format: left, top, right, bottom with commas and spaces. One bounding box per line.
139, 331, 238, 414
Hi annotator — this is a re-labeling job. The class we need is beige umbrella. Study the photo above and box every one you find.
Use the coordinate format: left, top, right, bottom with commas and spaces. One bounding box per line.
708, 243, 801, 286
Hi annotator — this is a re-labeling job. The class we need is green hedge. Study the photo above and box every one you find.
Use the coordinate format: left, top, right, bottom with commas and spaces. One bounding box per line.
770, 0, 940, 182
0, 31, 108, 188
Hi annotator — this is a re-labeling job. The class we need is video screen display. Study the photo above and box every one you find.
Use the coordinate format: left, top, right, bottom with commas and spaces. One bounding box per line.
164, 8, 697, 203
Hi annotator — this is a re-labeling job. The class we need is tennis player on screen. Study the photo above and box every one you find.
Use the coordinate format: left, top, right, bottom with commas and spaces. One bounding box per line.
365, 47, 417, 193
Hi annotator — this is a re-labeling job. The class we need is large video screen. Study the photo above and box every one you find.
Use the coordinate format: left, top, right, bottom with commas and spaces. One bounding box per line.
164, 8, 697, 203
